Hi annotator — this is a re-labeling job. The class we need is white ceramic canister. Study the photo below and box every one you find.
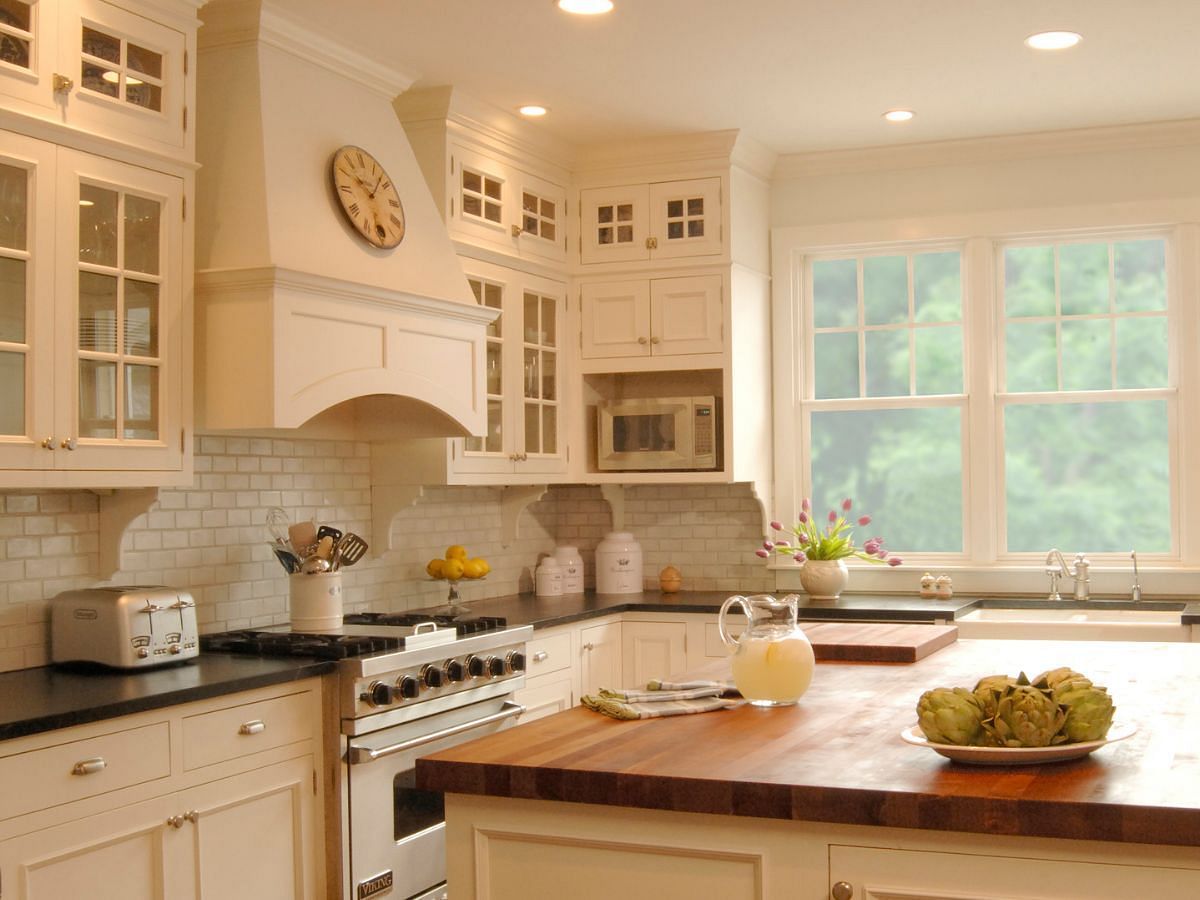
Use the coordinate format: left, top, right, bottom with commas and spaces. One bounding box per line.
595, 531, 643, 595
553, 545, 584, 594
535, 557, 564, 597
289, 572, 343, 631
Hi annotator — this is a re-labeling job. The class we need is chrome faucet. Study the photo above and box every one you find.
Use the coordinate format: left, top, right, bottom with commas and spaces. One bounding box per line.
1130, 550, 1143, 602
1045, 549, 1090, 601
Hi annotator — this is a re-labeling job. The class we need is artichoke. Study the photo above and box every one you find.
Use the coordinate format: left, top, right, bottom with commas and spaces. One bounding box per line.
972, 674, 1018, 719
916, 687, 986, 746
1032, 667, 1090, 694
984, 684, 1067, 747
1056, 682, 1115, 742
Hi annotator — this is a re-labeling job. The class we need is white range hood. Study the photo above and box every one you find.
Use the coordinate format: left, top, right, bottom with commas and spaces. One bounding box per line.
193, 0, 495, 437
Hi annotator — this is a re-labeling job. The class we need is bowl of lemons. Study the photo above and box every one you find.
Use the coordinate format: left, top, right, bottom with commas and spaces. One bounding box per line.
426, 545, 490, 612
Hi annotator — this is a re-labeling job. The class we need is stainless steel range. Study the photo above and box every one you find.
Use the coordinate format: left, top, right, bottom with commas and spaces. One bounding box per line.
202, 613, 531, 900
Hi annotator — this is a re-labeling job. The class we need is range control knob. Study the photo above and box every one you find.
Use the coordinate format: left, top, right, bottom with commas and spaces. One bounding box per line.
364, 681, 395, 707
421, 664, 446, 688
487, 656, 506, 678
466, 655, 486, 678
445, 659, 466, 682
505, 651, 526, 673
396, 675, 421, 699
169, 644, 182, 655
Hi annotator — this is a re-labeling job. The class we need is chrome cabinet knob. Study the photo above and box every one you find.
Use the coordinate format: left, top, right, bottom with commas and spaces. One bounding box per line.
637, 336, 648, 344
61, 437, 77, 450
184, 810, 199, 824
650, 336, 661, 344
831, 881, 853, 900
41, 436, 55, 449
52, 73, 73, 93
166, 814, 185, 829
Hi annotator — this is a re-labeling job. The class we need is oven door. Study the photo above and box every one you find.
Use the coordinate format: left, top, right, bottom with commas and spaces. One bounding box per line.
345, 696, 524, 900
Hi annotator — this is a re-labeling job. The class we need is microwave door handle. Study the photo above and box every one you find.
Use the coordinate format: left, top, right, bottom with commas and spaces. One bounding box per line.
346, 701, 525, 765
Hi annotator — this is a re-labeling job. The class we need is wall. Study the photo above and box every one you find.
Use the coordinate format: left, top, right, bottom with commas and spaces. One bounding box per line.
0, 436, 770, 673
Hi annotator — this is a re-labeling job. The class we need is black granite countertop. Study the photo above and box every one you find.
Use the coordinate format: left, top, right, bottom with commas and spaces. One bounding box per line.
0, 655, 336, 742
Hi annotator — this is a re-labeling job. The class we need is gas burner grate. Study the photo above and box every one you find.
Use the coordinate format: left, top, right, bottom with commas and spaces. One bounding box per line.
200, 630, 401, 660
342, 612, 508, 636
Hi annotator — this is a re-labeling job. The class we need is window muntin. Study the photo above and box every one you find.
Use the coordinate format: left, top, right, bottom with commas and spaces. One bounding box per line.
0, 0, 33, 71
521, 191, 557, 243
461, 168, 502, 226
465, 275, 504, 454
80, 23, 165, 113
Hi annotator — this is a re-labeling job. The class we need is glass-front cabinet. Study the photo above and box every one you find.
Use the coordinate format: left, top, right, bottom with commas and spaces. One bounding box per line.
0, 132, 183, 476
579, 177, 723, 265
0, 0, 189, 157
458, 259, 567, 477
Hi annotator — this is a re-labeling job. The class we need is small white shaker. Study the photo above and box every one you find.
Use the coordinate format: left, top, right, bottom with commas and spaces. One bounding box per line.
553, 545, 584, 594
534, 557, 563, 597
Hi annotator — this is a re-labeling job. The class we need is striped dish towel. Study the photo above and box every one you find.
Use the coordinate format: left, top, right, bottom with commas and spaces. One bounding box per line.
581, 680, 742, 720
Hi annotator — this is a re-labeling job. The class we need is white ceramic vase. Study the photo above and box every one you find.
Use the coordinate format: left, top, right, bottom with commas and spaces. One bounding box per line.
798, 559, 849, 600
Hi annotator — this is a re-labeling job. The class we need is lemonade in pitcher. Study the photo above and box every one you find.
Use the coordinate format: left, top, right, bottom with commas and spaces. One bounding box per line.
720, 594, 815, 707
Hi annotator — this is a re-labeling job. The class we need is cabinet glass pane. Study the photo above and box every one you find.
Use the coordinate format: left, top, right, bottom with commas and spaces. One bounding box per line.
0, 162, 27, 249
541, 296, 556, 347
127, 80, 161, 112
82, 26, 120, 63
0, 256, 25, 342
123, 363, 158, 439
0, 349, 22, 434
79, 272, 118, 352
125, 279, 158, 356
81, 60, 119, 97
485, 341, 501, 395
127, 42, 162, 79
617, 225, 633, 243
523, 291, 538, 343
124, 194, 160, 274
524, 403, 539, 454
78, 359, 117, 438
541, 351, 556, 401
79, 185, 118, 266
523, 348, 539, 399
542, 406, 556, 454
484, 399, 502, 452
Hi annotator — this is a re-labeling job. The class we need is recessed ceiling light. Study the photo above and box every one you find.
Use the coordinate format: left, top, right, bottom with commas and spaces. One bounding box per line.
557, 0, 613, 15
883, 109, 915, 123
519, 105, 548, 117
1025, 31, 1082, 50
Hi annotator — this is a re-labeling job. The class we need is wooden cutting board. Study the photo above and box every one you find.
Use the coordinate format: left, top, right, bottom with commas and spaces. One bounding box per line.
799, 622, 957, 662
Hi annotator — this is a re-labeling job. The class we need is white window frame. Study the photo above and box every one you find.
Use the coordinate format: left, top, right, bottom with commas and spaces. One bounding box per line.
771, 207, 1200, 597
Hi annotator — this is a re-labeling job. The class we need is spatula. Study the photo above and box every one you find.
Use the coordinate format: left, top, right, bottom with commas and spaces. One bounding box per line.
332, 532, 368, 570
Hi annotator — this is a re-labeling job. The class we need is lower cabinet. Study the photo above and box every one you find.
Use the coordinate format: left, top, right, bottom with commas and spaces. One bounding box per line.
515, 626, 576, 723
579, 620, 622, 697
0, 680, 326, 900
621, 620, 687, 687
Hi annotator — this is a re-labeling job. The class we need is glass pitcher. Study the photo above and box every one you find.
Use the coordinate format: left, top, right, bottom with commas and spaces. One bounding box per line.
718, 594, 816, 707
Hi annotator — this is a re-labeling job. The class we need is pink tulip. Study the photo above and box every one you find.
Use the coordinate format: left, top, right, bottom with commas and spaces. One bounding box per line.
876, 549, 889, 559
802, 498, 811, 512
798, 511, 809, 524
797, 533, 809, 545
863, 539, 880, 555
858, 515, 871, 526
775, 540, 790, 547
770, 520, 783, 531
762, 540, 774, 551
842, 498, 852, 511
828, 510, 838, 523
888, 557, 903, 567
793, 551, 807, 563
755, 548, 770, 558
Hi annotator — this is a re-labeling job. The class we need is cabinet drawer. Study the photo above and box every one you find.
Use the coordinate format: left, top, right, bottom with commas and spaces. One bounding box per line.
526, 631, 572, 676
182, 691, 312, 771
515, 672, 574, 724
0, 722, 170, 820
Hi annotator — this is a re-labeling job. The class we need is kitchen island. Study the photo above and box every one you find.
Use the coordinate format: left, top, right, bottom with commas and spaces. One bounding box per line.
418, 638, 1200, 898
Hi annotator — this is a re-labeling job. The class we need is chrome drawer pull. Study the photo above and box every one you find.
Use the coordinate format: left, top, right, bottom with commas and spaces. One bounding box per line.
532, 650, 549, 662
348, 701, 525, 765
71, 757, 106, 776
239, 720, 266, 735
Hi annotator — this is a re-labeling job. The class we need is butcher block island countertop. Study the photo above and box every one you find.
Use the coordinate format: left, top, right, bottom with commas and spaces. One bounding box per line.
419, 638, 1200, 846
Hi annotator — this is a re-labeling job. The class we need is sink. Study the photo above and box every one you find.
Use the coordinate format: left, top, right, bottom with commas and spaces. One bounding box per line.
956, 603, 1191, 642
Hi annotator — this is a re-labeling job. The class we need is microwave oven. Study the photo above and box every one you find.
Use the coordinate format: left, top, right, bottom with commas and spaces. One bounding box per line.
596, 396, 719, 471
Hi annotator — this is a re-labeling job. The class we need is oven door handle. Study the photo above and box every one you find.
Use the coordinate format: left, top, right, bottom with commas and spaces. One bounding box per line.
347, 701, 526, 765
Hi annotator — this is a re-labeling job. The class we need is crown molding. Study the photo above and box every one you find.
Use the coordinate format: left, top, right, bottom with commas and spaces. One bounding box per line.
575, 129, 741, 175
773, 118, 1200, 180
198, 0, 416, 98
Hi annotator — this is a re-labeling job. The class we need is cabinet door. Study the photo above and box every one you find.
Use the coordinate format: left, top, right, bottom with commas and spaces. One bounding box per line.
580, 621, 622, 696
450, 143, 508, 247
183, 756, 318, 900
0, 0, 56, 114
830, 844, 1200, 900
648, 177, 722, 260
59, 0, 188, 153
56, 147, 184, 471
459, 265, 515, 474
516, 272, 567, 474
0, 132, 56, 470
580, 279, 650, 359
0, 792, 185, 900
621, 621, 687, 688
580, 184, 648, 264
514, 168, 566, 264
650, 274, 723, 356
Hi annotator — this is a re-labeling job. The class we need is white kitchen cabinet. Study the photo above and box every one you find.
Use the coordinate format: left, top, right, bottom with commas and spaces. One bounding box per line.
621, 619, 687, 688
515, 626, 576, 723
0, 680, 326, 900
579, 177, 722, 265
580, 274, 723, 362
579, 619, 623, 697
829, 843, 1200, 899
0, 0, 193, 160
0, 132, 187, 484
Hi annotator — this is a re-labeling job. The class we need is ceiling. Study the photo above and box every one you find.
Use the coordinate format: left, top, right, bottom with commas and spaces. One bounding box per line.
275, 0, 1200, 156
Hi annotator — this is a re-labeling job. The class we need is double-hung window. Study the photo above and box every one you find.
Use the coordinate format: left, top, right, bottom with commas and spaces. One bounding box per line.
776, 223, 1182, 572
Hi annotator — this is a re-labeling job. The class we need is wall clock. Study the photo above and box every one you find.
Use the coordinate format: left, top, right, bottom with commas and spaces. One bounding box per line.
330, 145, 406, 249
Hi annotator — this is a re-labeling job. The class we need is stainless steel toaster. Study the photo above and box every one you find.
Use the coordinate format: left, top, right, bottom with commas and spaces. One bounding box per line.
51, 586, 200, 669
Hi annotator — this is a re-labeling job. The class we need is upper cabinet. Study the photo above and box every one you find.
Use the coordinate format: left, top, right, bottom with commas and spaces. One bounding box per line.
0, 133, 186, 482
0, 0, 193, 160
579, 177, 722, 265
580, 274, 723, 363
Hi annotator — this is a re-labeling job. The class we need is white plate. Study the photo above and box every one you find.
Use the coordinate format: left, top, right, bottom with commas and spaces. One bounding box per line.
900, 721, 1137, 765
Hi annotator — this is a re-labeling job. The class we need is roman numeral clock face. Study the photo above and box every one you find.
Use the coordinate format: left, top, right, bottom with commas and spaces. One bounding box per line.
331, 145, 406, 249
